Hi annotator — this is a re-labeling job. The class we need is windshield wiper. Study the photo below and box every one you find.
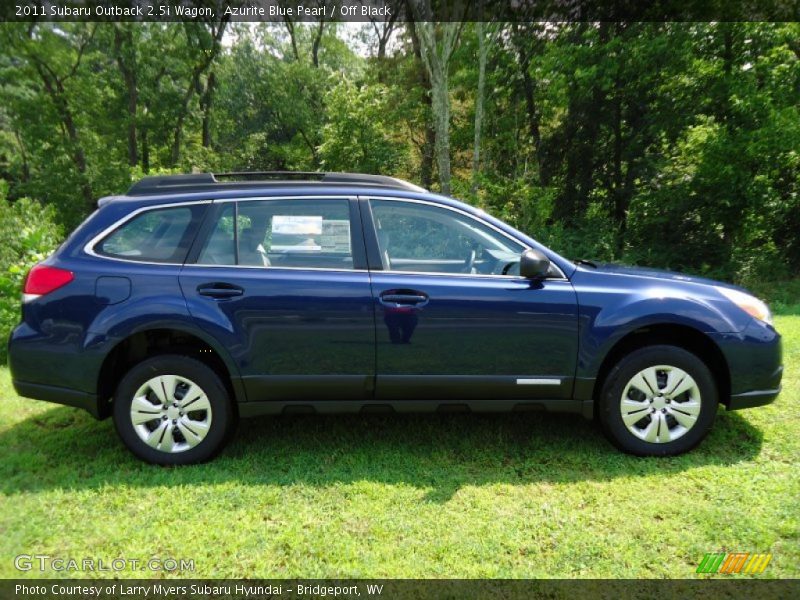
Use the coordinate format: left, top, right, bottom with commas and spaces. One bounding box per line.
574, 259, 598, 268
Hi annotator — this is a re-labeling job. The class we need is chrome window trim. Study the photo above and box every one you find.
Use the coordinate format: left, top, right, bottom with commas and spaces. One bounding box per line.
365, 196, 569, 281
84, 195, 358, 270
83, 200, 213, 266
370, 269, 568, 283
83, 194, 569, 281
211, 195, 357, 204
183, 264, 369, 274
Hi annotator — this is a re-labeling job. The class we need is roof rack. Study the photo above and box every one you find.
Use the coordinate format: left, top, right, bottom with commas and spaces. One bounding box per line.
127, 171, 427, 196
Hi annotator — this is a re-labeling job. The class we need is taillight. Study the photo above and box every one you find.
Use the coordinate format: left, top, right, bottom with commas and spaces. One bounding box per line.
23, 264, 74, 301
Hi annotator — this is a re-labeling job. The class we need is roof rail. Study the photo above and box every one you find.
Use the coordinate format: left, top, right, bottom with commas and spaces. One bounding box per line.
127, 171, 427, 195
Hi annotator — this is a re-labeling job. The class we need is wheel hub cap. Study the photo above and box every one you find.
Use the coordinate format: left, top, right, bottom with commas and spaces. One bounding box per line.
619, 365, 702, 444
129, 375, 213, 453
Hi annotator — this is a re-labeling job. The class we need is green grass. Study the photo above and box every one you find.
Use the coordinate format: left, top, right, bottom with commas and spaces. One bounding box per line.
0, 317, 798, 579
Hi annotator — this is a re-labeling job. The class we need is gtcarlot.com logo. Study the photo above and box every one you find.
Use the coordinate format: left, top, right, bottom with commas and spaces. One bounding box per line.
14, 554, 195, 573
697, 552, 772, 574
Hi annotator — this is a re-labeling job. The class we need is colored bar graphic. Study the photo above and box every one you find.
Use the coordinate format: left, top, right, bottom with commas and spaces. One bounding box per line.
697, 552, 772, 574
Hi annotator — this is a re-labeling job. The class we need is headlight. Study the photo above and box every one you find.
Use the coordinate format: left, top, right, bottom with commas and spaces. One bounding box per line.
715, 286, 773, 325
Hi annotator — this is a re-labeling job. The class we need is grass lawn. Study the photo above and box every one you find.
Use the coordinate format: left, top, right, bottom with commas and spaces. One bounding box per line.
0, 316, 797, 579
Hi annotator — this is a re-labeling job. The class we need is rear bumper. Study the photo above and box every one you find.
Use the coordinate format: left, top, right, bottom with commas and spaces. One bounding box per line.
12, 380, 103, 419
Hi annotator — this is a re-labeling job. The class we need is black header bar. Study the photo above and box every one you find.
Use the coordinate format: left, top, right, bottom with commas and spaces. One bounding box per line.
3, 0, 799, 23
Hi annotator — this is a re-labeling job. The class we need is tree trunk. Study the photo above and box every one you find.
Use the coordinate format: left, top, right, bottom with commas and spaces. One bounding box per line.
297, 127, 320, 167
170, 18, 229, 166
556, 23, 608, 225
125, 80, 138, 166
200, 71, 216, 148
406, 14, 435, 189
13, 129, 31, 183
171, 113, 186, 166
471, 22, 487, 194
34, 64, 93, 208
520, 52, 544, 183
410, 4, 460, 196
612, 92, 625, 258
283, 18, 300, 61
429, 66, 452, 194
114, 26, 138, 167
141, 127, 150, 173
369, 9, 399, 83
311, 19, 325, 67
511, 24, 545, 184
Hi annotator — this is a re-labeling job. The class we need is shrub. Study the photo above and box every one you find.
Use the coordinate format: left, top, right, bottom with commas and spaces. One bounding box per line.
0, 190, 63, 363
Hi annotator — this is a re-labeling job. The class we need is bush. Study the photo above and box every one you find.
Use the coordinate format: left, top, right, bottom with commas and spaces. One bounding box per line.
0, 190, 63, 363
745, 278, 800, 316
468, 176, 616, 263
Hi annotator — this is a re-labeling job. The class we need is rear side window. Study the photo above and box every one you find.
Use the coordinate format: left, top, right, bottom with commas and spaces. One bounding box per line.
96, 205, 205, 263
196, 199, 355, 270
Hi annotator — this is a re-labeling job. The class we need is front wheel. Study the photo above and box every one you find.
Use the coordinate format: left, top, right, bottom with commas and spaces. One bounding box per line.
112, 355, 235, 465
598, 345, 718, 456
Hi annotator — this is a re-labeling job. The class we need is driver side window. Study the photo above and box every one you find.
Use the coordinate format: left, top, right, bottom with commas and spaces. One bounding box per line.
370, 199, 525, 275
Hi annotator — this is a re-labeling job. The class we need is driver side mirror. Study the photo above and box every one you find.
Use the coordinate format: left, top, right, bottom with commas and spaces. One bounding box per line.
519, 249, 550, 279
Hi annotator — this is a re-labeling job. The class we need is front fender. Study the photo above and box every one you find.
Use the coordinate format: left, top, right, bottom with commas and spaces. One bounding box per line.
572, 270, 751, 391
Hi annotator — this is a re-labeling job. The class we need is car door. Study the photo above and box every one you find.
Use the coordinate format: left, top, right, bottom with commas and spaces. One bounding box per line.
179, 196, 375, 402
363, 197, 579, 401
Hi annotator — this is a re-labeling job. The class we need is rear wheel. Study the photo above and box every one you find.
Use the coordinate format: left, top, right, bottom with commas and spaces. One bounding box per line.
112, 355, 235, 465
598, 345, 718, 456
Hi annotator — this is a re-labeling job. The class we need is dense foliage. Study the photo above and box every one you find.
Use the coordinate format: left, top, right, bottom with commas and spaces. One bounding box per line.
0, 185, 61, 362
0, 21, 798, 288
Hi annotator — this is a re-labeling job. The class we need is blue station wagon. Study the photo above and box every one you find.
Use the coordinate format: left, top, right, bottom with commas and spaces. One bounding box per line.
8, 172, 783, 464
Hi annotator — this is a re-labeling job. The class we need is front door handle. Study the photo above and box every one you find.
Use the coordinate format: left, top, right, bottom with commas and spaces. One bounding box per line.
379, 290, 429, 307
197, 282, 244, 299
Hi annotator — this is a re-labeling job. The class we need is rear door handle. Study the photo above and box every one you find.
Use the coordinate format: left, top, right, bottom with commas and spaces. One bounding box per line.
197, 282, 244, 299
379, 290, 429, 306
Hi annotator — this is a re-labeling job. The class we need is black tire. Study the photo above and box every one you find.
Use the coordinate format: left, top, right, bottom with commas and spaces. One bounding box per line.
113, 355, 236, 465
598, 345, 718, 456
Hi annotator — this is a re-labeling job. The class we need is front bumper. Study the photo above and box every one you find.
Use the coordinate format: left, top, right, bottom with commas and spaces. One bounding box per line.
710, 319, 783, 410
727, 365, 783, 410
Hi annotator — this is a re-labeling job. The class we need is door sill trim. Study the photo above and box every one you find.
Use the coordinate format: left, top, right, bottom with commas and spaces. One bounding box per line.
238, 398, 584, 418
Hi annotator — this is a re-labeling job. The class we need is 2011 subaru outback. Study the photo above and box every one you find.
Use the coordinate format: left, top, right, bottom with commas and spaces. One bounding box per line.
8, 172, 782, 464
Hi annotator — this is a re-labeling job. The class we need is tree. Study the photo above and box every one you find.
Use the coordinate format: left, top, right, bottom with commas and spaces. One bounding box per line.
508, 22, 548, 184
319, 79, 407, 174
363, 0, 402, 65
169, 15, 229, 165
404, 9, 436, 188
5, 24, 97, 210
1, 21, 798, 285
471, 21, 492, 194
112, 24, 139, 167
409, 1, 462, 194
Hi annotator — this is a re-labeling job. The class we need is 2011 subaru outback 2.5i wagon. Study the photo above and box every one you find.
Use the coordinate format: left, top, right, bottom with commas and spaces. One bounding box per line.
9, 172, 782, 464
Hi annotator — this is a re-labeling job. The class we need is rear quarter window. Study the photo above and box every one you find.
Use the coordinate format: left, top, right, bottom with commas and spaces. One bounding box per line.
95, 205, 206, 263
